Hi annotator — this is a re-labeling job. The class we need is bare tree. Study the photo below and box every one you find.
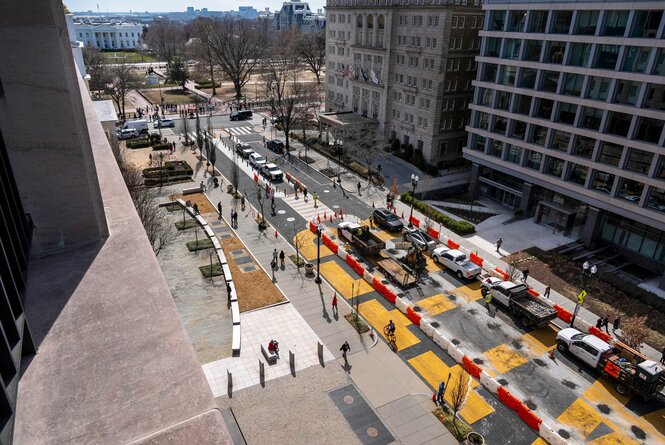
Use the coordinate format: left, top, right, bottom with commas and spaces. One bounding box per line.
449, 370, 471, 436
182, 113, 191, 145
190, 17, 219, 96
622, 314, 650, 350
291, 221, 308, 269
230, 154, 240, 196
298, 30, 326, 84
144, 18, 186, 63
389, 177, 400, 201
107, 61, 137, 120
209, 18, 269, 100
113, 147, 176, 255
343, 125, 384, 185
82, 47, 110, 93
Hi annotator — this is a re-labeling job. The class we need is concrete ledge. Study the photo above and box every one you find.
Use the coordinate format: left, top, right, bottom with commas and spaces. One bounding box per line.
231, 301, 240, 325
195, 215, 207, 226
228, 282, 237, 302
216, 248, 227, 264
183, 186, 203, 195
211, 237, 221, 250
231, 325, 241, 355
204, 226, 215, 238
222, 264, 232, 281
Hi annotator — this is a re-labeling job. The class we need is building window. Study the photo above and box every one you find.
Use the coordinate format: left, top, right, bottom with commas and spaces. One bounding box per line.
490, 10, 506, 31
476, 112, 489, 130
510, 120, 527, 139
618, 178, 644, 203
575, 11, 599, 35
539, 71, 559, 92
580, 107, 603, 131
551, 10, 573, 34
505, 144, 522, 164
503, 39, 522, 60
562, 73, 584, 96
647, 187, 665, 213
625, 148, 654, 174
535, 98, 554, 120
524, 40, 542, 62
613, 80, 641, 106
551, 130, 572, 152
507, 10, 527, 32
567, 164, 589, 185
495, 91, 511, 110
635, 117, 664, 144
518, 68, 537, 89
571, 135, 594, 158
586, 76, 611, 101
607, 112, 632, 137
632, 10, 663, 37
622, 47, 651, 73
602, 10, 629, 36
595, 44, 619, 69
598, 142, 624, 166
472, 135, 487, 152
556, 103, 578, 125
525, 150, 543, 170
498, 66, 517, 86
489, 140, 503, 157
530, 125, 548, 146
493, 116, 508, 134
481, 64, 497, 82
655, 157, 665, 179
528, 10, 548, 33
591, 171, 615, 194
544, 156, 564, 177
568, 43, 592, 67
478, 88, 492, 106
513, 95, 531, 115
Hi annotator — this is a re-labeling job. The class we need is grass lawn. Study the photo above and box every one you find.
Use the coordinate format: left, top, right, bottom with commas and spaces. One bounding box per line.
186, 238, 214, 252
175, 220, 198, 230
141, 88, 195, 105
102, 51, 157, 64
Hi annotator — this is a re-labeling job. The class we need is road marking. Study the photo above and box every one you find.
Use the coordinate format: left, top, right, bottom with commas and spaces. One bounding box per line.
358, 299, 419, 351
227, 126, 253, 136
483, 343, 530, 374
448, 282, 483, 305
417, 293, 457, 316
319, 261, 372, 299
294, 229, 333, 261
519, 327, 557, 357
558, 399, 604, 439
282, 193, 333, 222
407, 351, 494, 424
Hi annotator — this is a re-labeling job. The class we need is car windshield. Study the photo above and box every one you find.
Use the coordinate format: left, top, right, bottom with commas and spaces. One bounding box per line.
571, 333, 585, 341
254, 156, 265, 162
385, 213, 398, 221
268, 166, 280, 172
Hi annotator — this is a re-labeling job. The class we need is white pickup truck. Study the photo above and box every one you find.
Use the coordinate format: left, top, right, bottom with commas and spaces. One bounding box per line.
431, 246, 481, 280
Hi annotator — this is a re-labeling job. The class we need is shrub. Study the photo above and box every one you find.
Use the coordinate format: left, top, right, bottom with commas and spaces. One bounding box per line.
126, 140, 151, 149
401, 192, 475, 235
151, 143, 171, 151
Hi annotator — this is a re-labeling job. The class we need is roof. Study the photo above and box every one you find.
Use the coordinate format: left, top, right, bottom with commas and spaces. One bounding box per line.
585, 334, 612, 351
91, 100, 118, 123
318, 111, 379, 129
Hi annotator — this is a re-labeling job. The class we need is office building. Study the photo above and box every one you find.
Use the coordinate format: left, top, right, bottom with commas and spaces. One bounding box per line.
465, 0, 665, 286
0, 1, 232, 443
274, 1, 326, 32
324, 0, 483, 169
75, 21, 143, 49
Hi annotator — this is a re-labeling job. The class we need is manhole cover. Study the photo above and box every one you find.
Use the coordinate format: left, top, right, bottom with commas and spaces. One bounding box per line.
286, 217, 295, 222
343, 395, 354, 404
367, 427, 379, 437
278, 210, 286, 214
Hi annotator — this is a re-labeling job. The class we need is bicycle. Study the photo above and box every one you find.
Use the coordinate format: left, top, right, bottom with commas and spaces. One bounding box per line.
383, 324, 397, 351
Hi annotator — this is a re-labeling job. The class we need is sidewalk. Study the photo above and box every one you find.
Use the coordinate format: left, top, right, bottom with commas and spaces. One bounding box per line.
172, 137, 456, 445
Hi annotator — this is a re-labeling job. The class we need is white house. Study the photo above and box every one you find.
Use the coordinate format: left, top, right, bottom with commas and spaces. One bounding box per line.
75, 22, 143, 50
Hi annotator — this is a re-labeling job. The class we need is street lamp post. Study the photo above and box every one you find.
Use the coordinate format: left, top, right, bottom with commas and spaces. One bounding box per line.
408, 173, 420, 228
571, 262, 596, 327
315, 225, 322, 284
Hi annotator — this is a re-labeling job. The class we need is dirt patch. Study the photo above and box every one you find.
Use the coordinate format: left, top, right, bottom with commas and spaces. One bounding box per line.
562, 379, 577, 389
473, 358, 484, 365
171, 192, 216, 214
524, 400, 537, 410
511, 339, 523, 350
631, 426, 646, 440
497, 378, 509, 385
487, 322, 501, 330
597, 404, 611, 414
467, 308, 478, 315
533, 358, 547, 367
558, 429, 571, 439
504, 247, 665, 350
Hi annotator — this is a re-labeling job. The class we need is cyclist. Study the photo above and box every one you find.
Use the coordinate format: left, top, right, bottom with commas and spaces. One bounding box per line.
386, 320, 396, 335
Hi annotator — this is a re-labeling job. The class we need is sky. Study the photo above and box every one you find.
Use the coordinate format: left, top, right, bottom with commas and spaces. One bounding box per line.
67, 0, 326, 13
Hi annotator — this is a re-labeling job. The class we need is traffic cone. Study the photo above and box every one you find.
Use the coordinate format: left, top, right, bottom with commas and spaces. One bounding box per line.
317, 214, 321, 223
334, 212, 337, 219
393, 207, 397, 214
324, 211, 327, 219
274, 230, 278, 239
401, 211, 404, 219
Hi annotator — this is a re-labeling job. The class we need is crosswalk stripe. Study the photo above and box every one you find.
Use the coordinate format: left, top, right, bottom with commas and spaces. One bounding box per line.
227, 126, 252, 136
282, 194, 333, 222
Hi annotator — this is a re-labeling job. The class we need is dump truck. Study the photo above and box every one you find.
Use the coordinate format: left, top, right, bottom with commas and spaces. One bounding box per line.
556, 328, 665, 400
337, 222, 385, 256
480, 277, 558, 328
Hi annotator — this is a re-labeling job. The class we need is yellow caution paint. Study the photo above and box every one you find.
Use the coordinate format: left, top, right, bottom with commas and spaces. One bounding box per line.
358, 299, 419, 350
417, 293, 458, 316
319, 261, 373, 299
558, 399, 604, 438
294, 229, 333, 261
483, 343, 530, 374
520, 327, 558, 357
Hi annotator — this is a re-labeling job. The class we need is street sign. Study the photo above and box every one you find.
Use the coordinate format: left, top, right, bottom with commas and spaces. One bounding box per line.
577, 290, 587, 304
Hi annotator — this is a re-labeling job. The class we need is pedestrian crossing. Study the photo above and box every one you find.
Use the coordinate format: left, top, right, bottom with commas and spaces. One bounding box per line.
227, 126, 253, 136
282, 193, 333, 223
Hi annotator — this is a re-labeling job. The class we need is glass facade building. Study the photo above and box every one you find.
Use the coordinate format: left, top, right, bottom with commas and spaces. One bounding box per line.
465, 0, 665, 281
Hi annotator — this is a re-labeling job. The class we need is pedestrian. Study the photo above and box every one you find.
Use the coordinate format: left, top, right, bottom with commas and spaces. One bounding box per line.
217, 201, 222, 218
544, 285, 551, 299
437, 381, 445, 406
149, 153, 153, 164
273, 249, 278, 264
241, 195, 246, 211
193, 203, 199, 215
226, 282, 232, 308
200, 180, 206, 192
230, 209, 234, 225
357, 182, 361, 195
613, 317, 621, 332
313, 192, 318, 208
303, 187, 308, 202
522, 268, 529, 284
661, 347, 665, 365
340, 341, 350, 364
602, 315, 610, 333
596, 317, 603, 329
496, 237, 503, 253
234, 210, 238, 226
332, 292, 338, 312
279, 250, 285, 267
484, 292, 493, 313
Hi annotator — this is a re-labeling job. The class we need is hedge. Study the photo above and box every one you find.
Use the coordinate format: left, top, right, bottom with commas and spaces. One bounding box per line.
151, 143, 171, 151
142, 160, 193, 179
400, 192, 475, 235
126, 140, 151, 149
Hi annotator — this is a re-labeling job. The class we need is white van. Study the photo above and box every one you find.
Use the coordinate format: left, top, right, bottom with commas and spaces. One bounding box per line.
122, 119, 149, 134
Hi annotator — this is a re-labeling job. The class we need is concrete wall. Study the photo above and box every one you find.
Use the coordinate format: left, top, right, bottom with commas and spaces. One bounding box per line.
0, 0, 108, 255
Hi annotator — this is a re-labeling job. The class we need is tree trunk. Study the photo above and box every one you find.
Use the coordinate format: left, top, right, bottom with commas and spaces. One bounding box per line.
234, 82, 242, 100
315, 71, 321, 84
209, 62, 216, 96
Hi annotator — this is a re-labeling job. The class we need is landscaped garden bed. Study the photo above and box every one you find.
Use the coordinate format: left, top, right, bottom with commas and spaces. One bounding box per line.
344, 312, 370, 334
401, 192, 475, 235
143, 160, 193, 186
186, 238, 213, 251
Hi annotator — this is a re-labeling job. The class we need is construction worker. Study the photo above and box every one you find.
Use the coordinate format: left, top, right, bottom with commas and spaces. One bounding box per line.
484, 292, 493, 313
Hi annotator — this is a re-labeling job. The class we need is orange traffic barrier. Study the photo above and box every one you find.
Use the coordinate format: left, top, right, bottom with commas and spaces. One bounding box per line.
528, 288, 540, 297
554, 304, 573, 323
494, 267, 509, 281
406, 306, 421, 326
498, 386, 520, 411
309, 221, 317, 233
427, 227, 439, 239
469, 252, 483, 267
462, 355, 482, 379
517, 402, 542, 430
589, 326, 611, 342
409, 216, 420, 228
447, 239, 460, 250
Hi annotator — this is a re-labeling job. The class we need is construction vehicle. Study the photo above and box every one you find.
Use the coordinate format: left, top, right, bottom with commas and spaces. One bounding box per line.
337, 221, 385, 256
556, 328, 665, 400
481, 277, 558, 328
376, 237, 427, 288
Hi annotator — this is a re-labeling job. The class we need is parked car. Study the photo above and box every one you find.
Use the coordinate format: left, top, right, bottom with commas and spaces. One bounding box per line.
236, 143, 254, 159
230, 110, 252, 121
262, 163, 283, 181
121, 119, 149, 134
431, 246, 481, 280
117, 128, 139, 140
153, 118, 175, 128
249, 153, 267, 169
403, 227, 438, 253
372, 208, 404, 232
266, 139, 285, 154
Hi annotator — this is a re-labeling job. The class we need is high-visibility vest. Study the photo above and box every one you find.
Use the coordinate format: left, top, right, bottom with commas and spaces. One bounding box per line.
485, 294, 492, 304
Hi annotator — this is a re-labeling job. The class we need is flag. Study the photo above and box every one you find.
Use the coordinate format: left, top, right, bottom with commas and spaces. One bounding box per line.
350, 65, 357, 79
370, 69, 379, 84
342, 64, 350, 78
360, 66, 368, 81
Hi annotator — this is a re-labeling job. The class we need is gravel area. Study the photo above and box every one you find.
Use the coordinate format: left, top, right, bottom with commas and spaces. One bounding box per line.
216, 364, 364, 445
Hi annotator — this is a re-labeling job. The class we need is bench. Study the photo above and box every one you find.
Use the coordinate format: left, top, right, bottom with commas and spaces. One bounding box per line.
232, 325, 241, 356
222, 264, 232, 281
182, 186, 203, 195
231, 301, 240, 325
227, 282, 237, 303
204, 226, 215, 238
261, 344, 278, 365
195, 215, 207, 226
